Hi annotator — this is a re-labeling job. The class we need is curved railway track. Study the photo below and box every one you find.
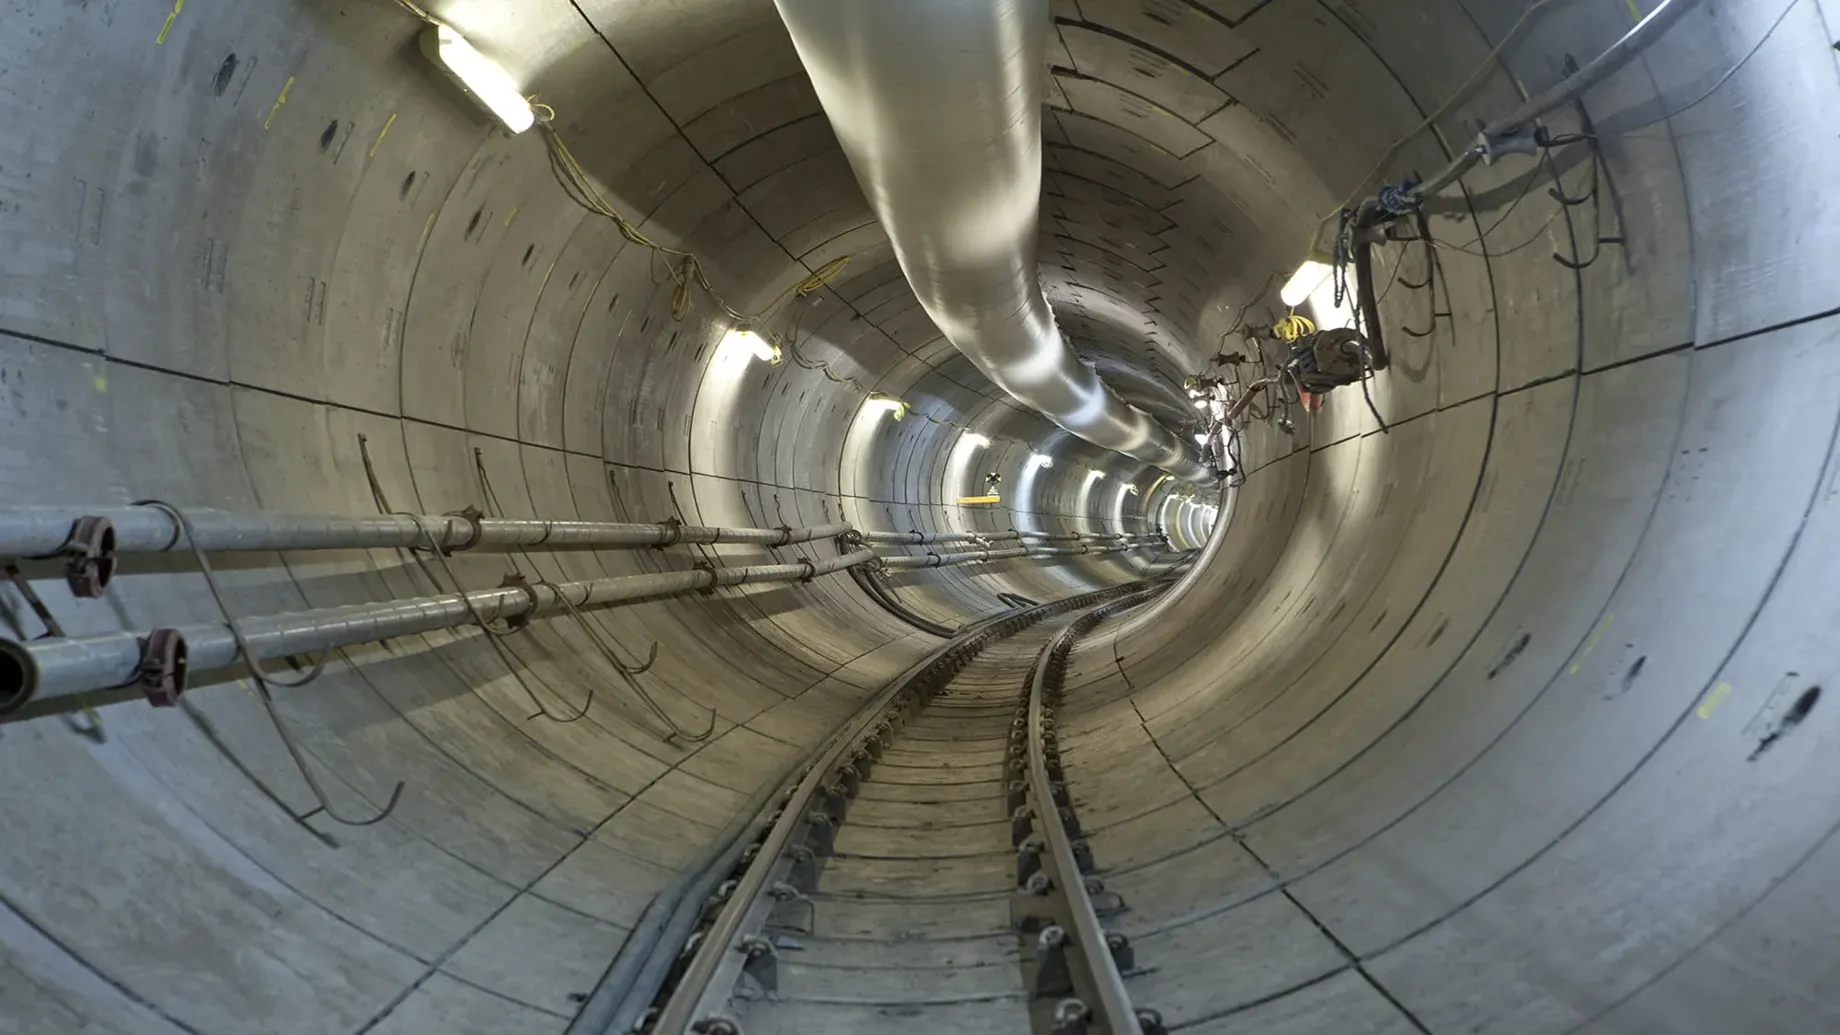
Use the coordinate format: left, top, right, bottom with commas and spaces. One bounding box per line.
631, 584, 1172, 1035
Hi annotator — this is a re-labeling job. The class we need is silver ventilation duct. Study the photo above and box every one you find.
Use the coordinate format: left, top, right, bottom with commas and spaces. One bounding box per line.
772, 0, 1209, 483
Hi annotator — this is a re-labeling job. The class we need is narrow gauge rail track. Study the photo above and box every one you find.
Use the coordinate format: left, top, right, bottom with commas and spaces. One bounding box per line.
634, 583, 1171, 1035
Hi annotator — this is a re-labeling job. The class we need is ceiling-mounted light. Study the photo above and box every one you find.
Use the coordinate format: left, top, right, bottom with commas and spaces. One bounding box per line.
961, 432, 991, 448
1193, 432, 1210, 445
421, 25, 536, 134
1029, 453, 1054, 469
864, 394, 907, 421
719, 328, 781, 365
1280, 255, 1335, 307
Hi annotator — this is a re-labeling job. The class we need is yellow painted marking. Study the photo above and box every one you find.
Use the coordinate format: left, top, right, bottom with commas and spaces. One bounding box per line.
1568, 613, 1613, 675
155, 0, 183, 44
264, 76, 296, 131
1696, 682, 1734, 720
957, 495, 1002, 504
92, 375, 108, 393
504, 205, 520, 228
1625, 0, 1643, 21
369, 113, 398, 158
416, 210, 437, 253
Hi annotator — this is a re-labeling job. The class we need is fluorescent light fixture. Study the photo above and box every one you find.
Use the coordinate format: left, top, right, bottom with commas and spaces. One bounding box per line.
1029, 453, 1054, 469
961, 432, 991, 448
864, 394, 907, 421
422, 25, 535, 134
1280, 258, 1334, 308
719, 328, 780, 365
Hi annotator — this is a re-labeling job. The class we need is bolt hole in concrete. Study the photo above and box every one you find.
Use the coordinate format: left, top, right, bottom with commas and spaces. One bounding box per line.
399, 171, 416, 198
318, 120, 338, 152
466, 207, 483, 236
1751, 686, 1821, 762
1486, 632, 1530, 679
212, 53, 237, 96
1622, 655, 1646, 691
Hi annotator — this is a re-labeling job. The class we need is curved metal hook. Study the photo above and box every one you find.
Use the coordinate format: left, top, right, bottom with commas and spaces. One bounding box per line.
401, 514, 594, 723
606, 469, 633, 521
666, 480, 721, 570
616, 638, 661, 676
546, 579, 709, 742
1547, 179, 1597, 208
138, 499, 403, 829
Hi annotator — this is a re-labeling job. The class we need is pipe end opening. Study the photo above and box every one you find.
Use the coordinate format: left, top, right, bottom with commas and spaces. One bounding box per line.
0, 639, 36, 716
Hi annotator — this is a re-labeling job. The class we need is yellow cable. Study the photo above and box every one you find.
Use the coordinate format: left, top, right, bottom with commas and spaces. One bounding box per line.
1273, 312, 1315, 342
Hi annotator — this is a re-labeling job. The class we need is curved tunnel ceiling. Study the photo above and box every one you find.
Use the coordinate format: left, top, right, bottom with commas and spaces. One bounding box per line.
1, 1, 1837, 1033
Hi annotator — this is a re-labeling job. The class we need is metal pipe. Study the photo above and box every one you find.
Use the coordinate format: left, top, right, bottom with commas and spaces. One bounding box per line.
0, 549, 877, 710
848, 564, 962, 637
875, 541, 1148, 570
880, 547, 1032, 570
1413, 0, 1698, 200
856, 529, 1159, 546
0, 505, 852, 558
772, 0, 1206, 483
857, 529, 1026, 545
1485, 0, 1700, 137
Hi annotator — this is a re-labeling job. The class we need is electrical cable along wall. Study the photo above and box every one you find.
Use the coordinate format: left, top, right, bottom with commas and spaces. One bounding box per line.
1, 1, 1838, 1034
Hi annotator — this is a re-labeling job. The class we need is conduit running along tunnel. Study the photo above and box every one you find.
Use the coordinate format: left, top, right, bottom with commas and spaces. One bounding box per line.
0, 0, 1836, 1033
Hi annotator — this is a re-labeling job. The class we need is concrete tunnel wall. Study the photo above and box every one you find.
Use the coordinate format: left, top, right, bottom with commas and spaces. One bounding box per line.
0, 0, 1836, 1033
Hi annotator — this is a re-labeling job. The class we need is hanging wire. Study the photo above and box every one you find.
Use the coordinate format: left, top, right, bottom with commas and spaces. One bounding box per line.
390, 0, 851, 328
136, 499, 404, 830
533, 99, 850, 326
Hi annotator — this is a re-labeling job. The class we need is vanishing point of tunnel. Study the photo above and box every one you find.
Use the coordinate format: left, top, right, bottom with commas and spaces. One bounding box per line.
2, 0, 1837, 1033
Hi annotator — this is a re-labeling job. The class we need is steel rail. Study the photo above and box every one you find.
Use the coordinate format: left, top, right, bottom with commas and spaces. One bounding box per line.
1024, 594, 1165, 1035
646, 581, 1152, 1035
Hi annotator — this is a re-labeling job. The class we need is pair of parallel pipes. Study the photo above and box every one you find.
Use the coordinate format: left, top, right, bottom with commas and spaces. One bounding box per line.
0, 505, 1169, 715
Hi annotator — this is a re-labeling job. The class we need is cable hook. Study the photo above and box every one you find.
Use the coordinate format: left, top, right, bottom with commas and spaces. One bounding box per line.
473, 454, 671, 713
136, 499, 404, 830
407, 513, 594, 722
543, 579, 712, 742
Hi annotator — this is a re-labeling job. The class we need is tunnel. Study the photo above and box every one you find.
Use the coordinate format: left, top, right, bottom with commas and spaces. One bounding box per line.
2, 0, 1837, 1032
